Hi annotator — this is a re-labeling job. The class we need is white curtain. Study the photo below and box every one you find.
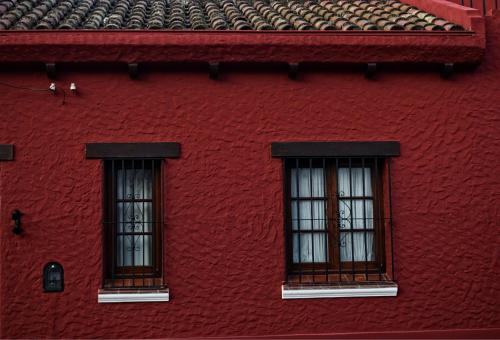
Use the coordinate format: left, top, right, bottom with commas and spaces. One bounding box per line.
116, 168, 153, 267
338, 167, 374, 262
291, 168, 328, 263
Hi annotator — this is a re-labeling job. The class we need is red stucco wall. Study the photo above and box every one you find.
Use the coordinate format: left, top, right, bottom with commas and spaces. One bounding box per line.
1, 14, 499, 339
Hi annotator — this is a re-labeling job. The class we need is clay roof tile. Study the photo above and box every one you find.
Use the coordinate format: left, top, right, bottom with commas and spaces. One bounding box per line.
0, 0, 466, 31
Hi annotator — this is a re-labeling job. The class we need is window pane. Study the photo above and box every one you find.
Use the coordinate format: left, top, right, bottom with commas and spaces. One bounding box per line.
338, 199, 373, 229
293, 233, 328, 263
117, 202, 153, 233
340, 232, 374, 262
115, 162, 155, 268
338, 167, 372, 197
291, 168, 325, 198
117, 235, 152, 267
117, 167, 153, 200
291, 200, 326, 230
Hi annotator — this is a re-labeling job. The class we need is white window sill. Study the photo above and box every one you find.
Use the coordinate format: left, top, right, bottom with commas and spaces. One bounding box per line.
98, 289, 169, 303
282, 283, 398, 299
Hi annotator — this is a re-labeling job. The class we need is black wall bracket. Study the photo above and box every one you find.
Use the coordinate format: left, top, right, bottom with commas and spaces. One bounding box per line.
365, 63, 377, 79
46, 63, 56, 79
12, 209, 23, 235
128, 63, 139, 79
209, 62, 220, 79
288, 62, 299, 79
441, 63, 454, 79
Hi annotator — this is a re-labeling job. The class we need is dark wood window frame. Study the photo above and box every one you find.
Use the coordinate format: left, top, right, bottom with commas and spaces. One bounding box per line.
103, 159, 163, 288
272, 142, 399, 284
284, 158, 385, 275
85, 142, 180, 289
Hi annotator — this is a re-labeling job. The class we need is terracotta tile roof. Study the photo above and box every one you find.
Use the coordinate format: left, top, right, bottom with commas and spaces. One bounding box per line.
0, 0, 465, 31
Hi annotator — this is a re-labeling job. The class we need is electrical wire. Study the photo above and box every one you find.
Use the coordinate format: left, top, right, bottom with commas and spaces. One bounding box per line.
0, 80, 66, 104
0, 81, 50, 92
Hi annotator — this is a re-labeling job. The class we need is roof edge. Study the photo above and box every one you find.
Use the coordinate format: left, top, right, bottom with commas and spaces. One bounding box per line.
403, 0, 486, 34
0, 31, 485, 64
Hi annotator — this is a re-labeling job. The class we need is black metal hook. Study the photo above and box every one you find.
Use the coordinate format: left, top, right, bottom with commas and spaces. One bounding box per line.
12, 209, 23, 235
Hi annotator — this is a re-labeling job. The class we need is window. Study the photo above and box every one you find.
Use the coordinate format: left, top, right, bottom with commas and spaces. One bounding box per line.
285, 157, 386, 282
103, 159, 163, 289
86, 142, 179, 302
272, 142, 399, 298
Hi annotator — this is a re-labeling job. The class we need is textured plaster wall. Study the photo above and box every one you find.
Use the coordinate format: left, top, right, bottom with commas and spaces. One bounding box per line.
1, 17, 499, 339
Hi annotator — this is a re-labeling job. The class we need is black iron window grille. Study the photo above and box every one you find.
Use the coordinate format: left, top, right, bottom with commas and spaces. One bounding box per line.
282, 156, 395, 285
103, 159, 164, 289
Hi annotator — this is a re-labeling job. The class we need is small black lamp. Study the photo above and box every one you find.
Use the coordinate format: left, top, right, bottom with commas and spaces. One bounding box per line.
43, 262, 64, 293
